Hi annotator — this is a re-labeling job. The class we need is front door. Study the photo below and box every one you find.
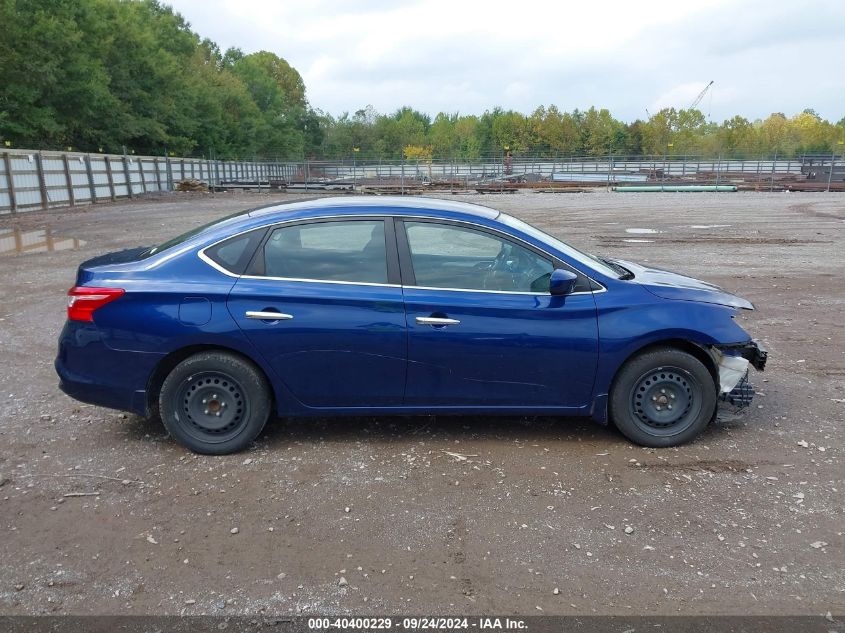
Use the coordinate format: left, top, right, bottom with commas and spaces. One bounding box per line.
398, 219, 599, 409
228, 217, 406, 408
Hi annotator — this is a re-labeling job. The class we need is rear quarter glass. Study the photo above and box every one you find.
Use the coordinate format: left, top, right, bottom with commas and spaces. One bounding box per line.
203, 228, 266, 275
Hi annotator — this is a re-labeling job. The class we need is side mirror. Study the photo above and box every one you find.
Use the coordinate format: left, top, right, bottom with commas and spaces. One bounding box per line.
549, 269, 578, 296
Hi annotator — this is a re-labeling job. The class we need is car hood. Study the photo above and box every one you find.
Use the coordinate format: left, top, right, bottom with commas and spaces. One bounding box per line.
612, 259, 754, 310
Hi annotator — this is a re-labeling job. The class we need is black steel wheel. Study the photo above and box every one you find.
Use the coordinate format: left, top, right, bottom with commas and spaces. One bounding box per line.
609, 347, 716, 447
159, 351, 271, 454
630, 366, 698, 436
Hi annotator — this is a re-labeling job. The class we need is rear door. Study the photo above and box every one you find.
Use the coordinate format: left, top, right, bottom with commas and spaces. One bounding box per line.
227, 217, 407, 408
398, 219, 599, 409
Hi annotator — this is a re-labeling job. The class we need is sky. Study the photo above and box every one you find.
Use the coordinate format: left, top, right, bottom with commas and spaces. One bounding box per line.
167, 0, 844, 123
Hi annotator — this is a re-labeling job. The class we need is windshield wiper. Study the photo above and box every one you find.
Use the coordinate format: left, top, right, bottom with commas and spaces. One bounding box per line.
600, 257, 635, 280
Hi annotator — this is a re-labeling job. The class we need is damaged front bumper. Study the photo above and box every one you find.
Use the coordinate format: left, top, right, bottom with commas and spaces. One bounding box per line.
720, 372, 755, 407
712, 340, 768, 409
732, 340, 768, 371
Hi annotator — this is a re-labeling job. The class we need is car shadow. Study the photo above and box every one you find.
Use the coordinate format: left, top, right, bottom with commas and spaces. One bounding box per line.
258, 414, 624, 448
120, 409, 743, 452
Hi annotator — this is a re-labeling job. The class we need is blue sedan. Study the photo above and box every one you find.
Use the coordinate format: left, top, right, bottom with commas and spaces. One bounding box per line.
56, 196, 767, 454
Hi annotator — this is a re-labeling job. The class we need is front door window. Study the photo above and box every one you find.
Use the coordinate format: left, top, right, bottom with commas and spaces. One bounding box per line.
404, 221, 554, 293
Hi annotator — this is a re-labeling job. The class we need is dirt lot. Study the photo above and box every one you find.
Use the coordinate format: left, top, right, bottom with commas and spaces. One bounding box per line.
0, 190, 842, 617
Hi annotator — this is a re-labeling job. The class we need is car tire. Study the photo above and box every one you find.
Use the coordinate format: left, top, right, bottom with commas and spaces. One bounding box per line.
609, 347, 717, 448
159, 351, 272, 455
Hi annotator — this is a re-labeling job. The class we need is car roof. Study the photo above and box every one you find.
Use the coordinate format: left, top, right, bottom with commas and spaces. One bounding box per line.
247, 195, 501, 221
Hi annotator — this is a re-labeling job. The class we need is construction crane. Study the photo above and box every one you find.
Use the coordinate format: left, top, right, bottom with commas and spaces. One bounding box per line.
645, 80, 713, 119
689, 80, 714, 110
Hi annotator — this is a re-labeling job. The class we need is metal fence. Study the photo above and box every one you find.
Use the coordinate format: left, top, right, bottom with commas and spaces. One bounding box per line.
292, 156, 816, 180
0, 149, 300, 215
1, 149, 841, 214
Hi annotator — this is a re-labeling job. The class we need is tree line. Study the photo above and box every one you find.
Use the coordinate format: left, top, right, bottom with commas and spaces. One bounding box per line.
1, 0, 843, 161
316, 106, 845, 161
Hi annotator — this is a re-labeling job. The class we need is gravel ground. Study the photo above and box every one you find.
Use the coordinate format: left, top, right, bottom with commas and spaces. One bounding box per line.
0, 190, 842, 617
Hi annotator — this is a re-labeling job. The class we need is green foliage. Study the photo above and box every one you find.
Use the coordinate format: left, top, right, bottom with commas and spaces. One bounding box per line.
314, 105, 845, 160
0, 0, 842, 160
0, 0, 312, 158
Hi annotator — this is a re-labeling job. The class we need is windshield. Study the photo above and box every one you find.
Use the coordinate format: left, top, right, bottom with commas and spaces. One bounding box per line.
498, 213, 622, 279
144, 210, 250, 257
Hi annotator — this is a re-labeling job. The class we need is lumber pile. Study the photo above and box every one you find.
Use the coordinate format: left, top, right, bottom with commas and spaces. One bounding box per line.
176, 179, 208, 192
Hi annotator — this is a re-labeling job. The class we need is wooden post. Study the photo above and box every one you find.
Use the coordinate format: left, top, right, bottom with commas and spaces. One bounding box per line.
137, 158, 147, 194
85, 154, 97, 203
104, 156, 116, 200
62, 154, 76, 207
3, 152, 18, 213
165, 156, 173, 191
122, 154, 133, 199
154, 157, 162, 191
35, 152, 49, 210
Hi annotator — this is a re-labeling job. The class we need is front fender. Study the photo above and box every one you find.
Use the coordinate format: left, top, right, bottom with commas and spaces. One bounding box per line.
591, 292, 753, 422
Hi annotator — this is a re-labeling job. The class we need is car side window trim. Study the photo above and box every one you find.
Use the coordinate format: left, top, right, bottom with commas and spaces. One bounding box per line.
197, 213, 605, 293
395, 217, 598, 295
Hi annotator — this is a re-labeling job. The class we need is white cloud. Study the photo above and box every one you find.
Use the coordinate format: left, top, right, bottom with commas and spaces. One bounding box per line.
168, 0, 845, 122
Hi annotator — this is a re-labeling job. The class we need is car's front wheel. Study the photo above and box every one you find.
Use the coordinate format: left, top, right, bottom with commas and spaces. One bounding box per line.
609, 347, 717, 447
159, 351, 272, 454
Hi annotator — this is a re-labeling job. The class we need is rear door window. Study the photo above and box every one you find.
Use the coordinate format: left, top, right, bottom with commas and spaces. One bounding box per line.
256, 220, 388, 284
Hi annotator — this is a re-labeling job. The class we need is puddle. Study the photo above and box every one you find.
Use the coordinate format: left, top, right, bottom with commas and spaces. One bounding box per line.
690, 224, 732, 229
623, 238, 655, 243
625, 228, 663, 234
0, 228, 86, 256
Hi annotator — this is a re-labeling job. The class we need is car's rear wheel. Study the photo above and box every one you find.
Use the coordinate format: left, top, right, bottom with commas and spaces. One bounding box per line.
159, 351, 271, 454
609, 347, 716, 447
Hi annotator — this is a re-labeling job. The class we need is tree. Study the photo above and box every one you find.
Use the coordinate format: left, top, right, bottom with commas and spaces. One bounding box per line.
491, 109, 530, 153
229, 51, 307, 157
0, 0, 314, 158
2, 0, 844, 160
403, 145, 433, 161
580, 107, 626, 155
428, 113, 457, 158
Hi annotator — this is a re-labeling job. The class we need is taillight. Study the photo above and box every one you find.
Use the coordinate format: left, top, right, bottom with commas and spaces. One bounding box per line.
67, 287, 125, 322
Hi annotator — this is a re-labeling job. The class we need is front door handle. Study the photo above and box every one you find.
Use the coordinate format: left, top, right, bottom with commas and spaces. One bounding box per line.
416, 316, 460, 326
245, 310, 294, 321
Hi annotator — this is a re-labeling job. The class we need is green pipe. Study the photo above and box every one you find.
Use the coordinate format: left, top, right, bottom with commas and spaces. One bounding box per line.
613, 185, 737, 192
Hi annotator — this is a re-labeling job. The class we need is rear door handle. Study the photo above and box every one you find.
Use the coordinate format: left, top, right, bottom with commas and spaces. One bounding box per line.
245, 310, 293, 321
416, 316, 460, 326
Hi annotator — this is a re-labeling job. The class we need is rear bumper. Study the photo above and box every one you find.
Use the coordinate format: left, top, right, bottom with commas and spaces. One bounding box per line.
56, 364, 142, 413
55, 321, 162, 416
